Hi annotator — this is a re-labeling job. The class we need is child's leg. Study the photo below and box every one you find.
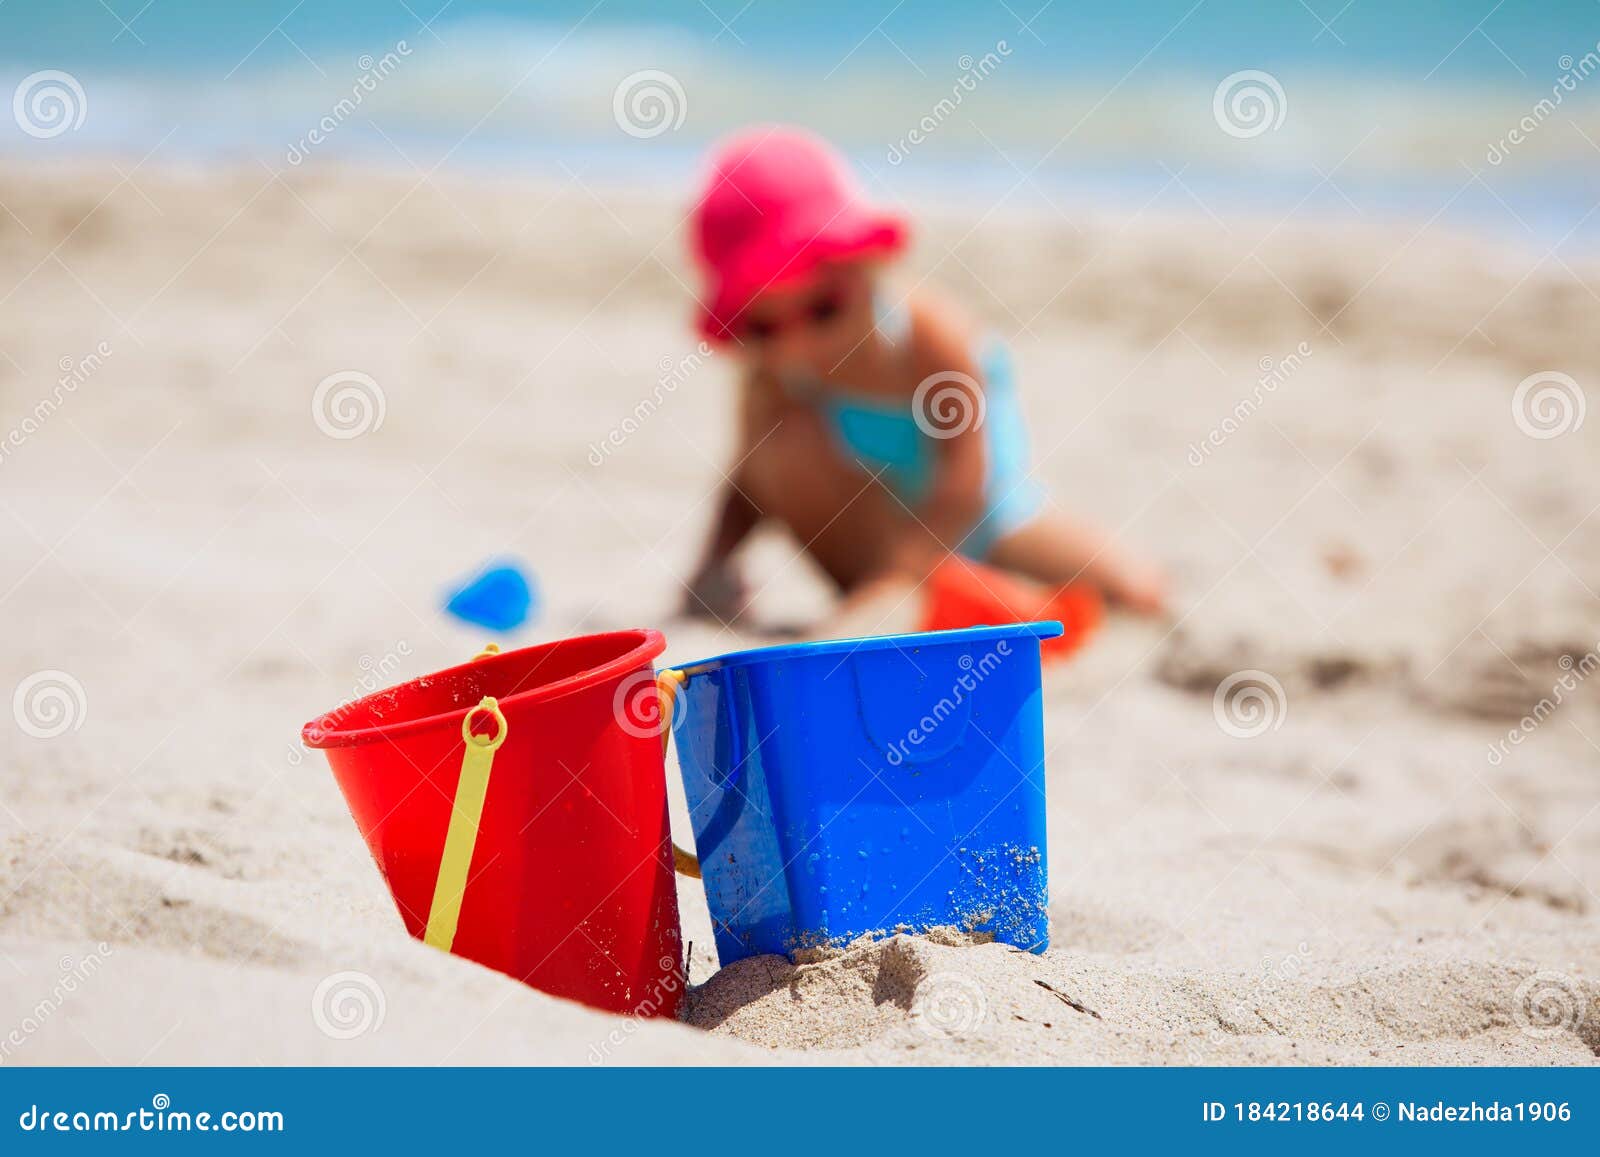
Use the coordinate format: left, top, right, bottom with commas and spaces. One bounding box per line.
985, 510, 1168, 615
738, 403, 904, 592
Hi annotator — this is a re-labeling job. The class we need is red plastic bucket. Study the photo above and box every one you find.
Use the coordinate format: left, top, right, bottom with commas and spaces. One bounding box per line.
301, 630, 684, 1018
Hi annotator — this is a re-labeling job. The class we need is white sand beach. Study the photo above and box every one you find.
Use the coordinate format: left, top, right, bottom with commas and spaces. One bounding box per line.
1, 159, 1597, 1064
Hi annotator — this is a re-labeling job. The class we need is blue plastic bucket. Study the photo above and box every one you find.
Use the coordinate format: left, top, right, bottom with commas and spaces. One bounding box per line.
666, 621, 1062, 964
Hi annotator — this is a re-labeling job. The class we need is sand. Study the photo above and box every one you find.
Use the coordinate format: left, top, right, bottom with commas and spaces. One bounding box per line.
1, 158, 1597, 1065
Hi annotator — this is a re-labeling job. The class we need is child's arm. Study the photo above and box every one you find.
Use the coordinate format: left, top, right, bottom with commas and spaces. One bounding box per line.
682, 373, 769, 621
882, 309, 991, 572
682, 485, 757, 621
895, 414, 987, 567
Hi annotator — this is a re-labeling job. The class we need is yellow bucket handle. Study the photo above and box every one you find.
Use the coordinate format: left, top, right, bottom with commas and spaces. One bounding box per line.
657, 669, 702, 879
423, 695, 507, 952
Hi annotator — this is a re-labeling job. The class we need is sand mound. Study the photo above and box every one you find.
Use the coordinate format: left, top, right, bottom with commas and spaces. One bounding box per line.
689, 933, 1600, 1064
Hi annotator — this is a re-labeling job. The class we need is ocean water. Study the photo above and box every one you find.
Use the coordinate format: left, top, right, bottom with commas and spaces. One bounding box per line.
2, 1, 1597, 243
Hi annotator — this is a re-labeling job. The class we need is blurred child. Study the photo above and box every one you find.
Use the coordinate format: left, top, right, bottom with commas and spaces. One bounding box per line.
681, 126, 1167, 626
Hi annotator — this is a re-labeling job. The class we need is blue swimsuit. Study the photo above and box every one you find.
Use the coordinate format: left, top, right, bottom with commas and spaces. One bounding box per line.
783, 301, 1043, 560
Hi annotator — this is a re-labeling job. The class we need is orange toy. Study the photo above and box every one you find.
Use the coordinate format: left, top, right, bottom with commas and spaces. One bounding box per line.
919, 558, 1102, 662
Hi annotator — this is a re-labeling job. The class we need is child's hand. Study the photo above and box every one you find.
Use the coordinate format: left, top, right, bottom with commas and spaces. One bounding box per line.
683, 561, 748, 624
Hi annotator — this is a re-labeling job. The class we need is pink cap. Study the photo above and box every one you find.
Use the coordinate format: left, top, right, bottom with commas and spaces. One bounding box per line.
689, 126, 908, 342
